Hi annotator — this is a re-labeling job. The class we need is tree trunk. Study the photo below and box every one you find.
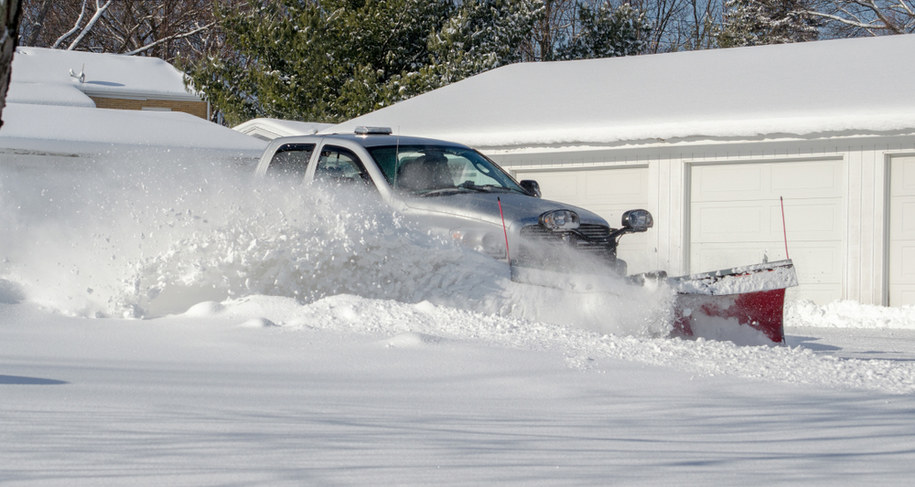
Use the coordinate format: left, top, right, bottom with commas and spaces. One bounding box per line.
1, 0, 22, 130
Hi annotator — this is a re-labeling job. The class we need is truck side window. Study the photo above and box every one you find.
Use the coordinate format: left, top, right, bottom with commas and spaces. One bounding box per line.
266, 143, 315, 179
315, 146, 372, 187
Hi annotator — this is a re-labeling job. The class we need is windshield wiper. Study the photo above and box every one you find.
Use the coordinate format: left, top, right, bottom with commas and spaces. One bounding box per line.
418, 187, 465, 197
456, 182, 511, 193
415, 183, 512, 197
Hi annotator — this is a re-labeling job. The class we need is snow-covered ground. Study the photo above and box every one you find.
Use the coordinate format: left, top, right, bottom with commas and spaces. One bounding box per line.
2, 153, 915, 485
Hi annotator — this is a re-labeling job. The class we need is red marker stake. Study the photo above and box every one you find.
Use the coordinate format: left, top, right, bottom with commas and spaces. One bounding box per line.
498, 197, 510, 263
780, 196, 789, 259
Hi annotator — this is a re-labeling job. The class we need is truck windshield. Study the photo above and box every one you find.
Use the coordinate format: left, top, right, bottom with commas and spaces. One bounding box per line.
367, 145, 528, 196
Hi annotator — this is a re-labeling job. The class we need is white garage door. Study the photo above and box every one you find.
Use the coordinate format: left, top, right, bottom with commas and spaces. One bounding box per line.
690, 159, 846, 304
890, 155, 915, 306
512, 166, 654, 274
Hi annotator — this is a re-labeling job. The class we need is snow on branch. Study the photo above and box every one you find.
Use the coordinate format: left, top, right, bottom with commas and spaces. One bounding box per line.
806, 1, 915, 35
51, 0, 89, 49
123, 21, 217, 56
65, 0, 114, 50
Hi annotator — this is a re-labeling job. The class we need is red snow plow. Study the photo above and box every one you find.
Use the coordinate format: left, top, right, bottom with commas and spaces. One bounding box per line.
506, 204, 797, 346
668, 260, 797, 345
513, 259, 797, 346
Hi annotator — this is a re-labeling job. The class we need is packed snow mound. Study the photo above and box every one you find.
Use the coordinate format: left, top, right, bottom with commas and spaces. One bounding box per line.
175, 293, 915, 394
787, 299, 915, 330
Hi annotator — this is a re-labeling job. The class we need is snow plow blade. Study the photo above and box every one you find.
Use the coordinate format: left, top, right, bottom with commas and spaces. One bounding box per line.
669, 260, 798, 345
509, 259, 797, 346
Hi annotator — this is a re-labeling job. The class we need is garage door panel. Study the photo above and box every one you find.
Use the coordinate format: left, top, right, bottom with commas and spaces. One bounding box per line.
583, 169, 646, 201
897, 245, 915, 279
786, 245, 844, 284
531, 172, 579, 202
890, 287, 915, 306
778, 201, 844, 239
892, 197, 915, 238
694, 203, 766, 240
693, 165, 765, 195
693, 160, 844, 202
890, 155, 915, 306
894, 157, 915, 192
690, 159, 845, 304
691, 245, 773, 272
693, 200, 842, 243
771, 161, 843, 196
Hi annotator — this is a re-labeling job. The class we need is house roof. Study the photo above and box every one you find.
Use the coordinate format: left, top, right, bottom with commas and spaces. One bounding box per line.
8, 46, 200, 103
329, 34, 915, 149
1, 48, 264, 159
0, 103, 266, 156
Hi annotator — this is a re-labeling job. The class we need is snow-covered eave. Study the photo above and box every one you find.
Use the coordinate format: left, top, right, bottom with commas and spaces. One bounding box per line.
447, 114, 915, 153
0, 136, 263, 160
81, 87, 202, 103
0, 103, 266, 160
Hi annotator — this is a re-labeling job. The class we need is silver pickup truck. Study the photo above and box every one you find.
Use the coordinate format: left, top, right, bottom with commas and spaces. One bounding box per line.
255, 127, 799, 345
255, 127, 653, 276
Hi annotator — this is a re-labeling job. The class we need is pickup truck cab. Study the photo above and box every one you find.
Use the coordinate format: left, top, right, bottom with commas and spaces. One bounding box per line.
255, 127, 652, 275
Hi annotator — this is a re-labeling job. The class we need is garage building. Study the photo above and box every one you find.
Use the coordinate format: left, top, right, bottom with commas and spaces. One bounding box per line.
328, 35, 915, 306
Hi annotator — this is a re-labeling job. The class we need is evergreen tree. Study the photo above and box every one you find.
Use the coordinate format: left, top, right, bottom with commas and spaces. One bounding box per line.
718, 0, 820, 48
185, 0, 452, 125
186, 0, 656, 124
386, 0, 544, 99
556, 2, 651, 60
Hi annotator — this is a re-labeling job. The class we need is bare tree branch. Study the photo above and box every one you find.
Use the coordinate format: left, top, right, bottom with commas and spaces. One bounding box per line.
811, 0, 915, 36
805, 10, 883, 30
123, 20, 216, 56
65, 0, 113, 50
20, 0, 237, 64
51, 0, 88, 48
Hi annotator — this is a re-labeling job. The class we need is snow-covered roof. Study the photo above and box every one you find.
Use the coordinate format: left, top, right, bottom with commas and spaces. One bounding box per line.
8, 46, 199, 103
0, 103, 266, 157
1, 47, 264, 160
233, 118, 334, 140
330, 34, 915, 148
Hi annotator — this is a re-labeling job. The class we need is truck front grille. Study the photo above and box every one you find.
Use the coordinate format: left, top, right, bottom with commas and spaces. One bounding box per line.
520, 224, 612, 243
517, 223, 616, 263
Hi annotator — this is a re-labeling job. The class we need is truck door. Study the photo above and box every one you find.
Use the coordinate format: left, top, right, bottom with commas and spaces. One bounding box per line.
264, 143, 316, 180
314, 145, 373, 188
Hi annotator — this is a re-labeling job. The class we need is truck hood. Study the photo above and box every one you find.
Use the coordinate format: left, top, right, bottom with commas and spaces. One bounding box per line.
399, 191, 609, 230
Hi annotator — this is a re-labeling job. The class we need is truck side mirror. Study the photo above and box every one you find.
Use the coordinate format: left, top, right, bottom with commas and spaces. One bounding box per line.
621, 209, 653, 232
520, 180, 541, 198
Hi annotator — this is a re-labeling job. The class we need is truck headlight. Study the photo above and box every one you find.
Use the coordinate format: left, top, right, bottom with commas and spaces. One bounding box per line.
451, 229, 506, 259
540, 210, 580, 231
